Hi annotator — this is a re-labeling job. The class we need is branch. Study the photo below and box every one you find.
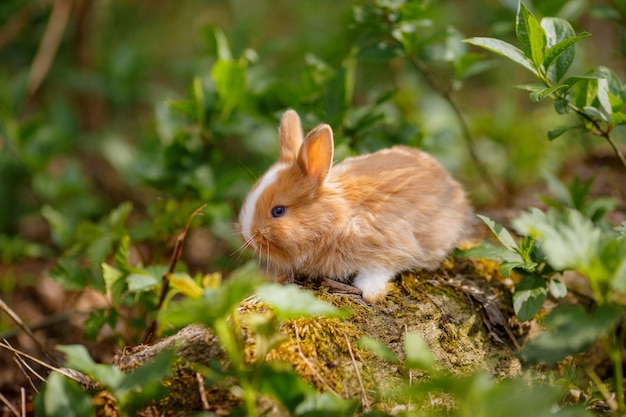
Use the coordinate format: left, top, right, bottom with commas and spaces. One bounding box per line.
0, 297, 59, 367
143, 204, 207, 344
27, 0, 73, 97
566, 102, 626, 169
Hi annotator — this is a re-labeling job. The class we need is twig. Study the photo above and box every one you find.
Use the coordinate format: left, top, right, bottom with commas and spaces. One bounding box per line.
143, 204, 207, 344
11, 346, 42, 392
344, 333, 370, 412
566, 102, 626, 169
294, 325, 339, 396
0, 341, 55, 371
0, 340, 90, 387
0, 297, 59, 366
20, 387, 26, 417
14, 351, 46, 384
0, 391, 20, 417
196, 372, 210, 410
27, 0, 73, 97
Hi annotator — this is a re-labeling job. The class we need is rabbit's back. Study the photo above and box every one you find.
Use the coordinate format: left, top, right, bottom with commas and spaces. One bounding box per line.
325, 145, 470, 271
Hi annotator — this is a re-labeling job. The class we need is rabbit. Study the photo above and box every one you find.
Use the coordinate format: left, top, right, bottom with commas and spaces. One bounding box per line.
238, 109, 472, 301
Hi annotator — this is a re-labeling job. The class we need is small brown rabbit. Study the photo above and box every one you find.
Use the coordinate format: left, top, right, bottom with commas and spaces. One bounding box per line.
238, 110, 471, 301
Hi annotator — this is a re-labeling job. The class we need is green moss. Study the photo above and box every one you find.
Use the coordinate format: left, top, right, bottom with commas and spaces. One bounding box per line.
110, 255, 524, 415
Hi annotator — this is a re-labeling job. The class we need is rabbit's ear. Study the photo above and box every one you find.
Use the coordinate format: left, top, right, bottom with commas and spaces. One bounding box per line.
279, 110, 303, 164
298, 124, 334, 184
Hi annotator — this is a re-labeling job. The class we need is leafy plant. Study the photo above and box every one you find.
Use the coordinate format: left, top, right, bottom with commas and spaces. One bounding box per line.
514, 208, 626, 414
159, 263, 354, 417
457, 213, 561, 322
541, 173, 616, 227
461, 203, 626, 413
465, 1, 626, 168
358, 330, 590, 417
35, 346, 175, 417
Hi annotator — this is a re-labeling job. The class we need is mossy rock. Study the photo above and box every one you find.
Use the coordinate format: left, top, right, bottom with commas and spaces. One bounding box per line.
110, 257, 526, 416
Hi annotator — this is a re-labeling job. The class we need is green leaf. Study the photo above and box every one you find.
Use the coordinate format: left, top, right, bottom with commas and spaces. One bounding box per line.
107, 202, 133, 230
57, 345, 123, 389
518, 303, 622, 364
515, 83, 546, 93
256, 284, 351, 320
454, 241, 522, 263
358, 336, 399, 363
518, 235, 537, 262
611, 111, 626, 125
160, 262, 264, 329
102, 263, 124, 293
476, 214, 519, 253
169, 272, 203, 298
571, 76, 598, 109
295, 392, 360, 417
256, 362, 314, 413
529, 85, 568, 102
543, 172, 572, 207
543, 34, 589, 80
404, 332, 435, 371
548, 125, 578, 140
549, 278, 567, 298
49, 258, 91, 291
127, 272, 160, 293
463, 37, 537, 75
583, 105, 609, 122
41, 205, 73, 248
554, 99, 568, 115
84, 309, 118, 341
211, 59, 247, 119
500, 261, 538, 278
561, 74, 603, 88
512, 274, 548, 322
113, 235, 130, 271
515, 2, 533, 58
597, 76, 612, 117
37, 372, 95, 417
584, 197, 616, 223
541, 18, 588, 82
526, 9, 547, 70
212, 27, 233, 61
512, 208, 601, 272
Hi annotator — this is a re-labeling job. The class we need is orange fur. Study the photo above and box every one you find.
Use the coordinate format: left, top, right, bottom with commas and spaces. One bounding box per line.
239, 110, 472, 301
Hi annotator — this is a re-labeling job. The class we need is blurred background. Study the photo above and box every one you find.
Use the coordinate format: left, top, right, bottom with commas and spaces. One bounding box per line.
0, 0, 625, 389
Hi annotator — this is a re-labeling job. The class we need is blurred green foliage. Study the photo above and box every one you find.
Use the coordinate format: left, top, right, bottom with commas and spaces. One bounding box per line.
2, 0, 624, 257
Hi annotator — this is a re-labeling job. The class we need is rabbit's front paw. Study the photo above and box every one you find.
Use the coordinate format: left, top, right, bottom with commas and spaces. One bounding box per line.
353, 268, 395, 302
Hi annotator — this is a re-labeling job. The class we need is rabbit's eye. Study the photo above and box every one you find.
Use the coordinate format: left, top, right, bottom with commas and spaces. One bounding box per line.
271, 206, 286, 218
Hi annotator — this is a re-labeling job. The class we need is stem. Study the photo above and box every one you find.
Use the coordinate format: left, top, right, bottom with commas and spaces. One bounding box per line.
609, 328, 626, 414
602, 132, 626, 169
241, 379, 258, 417
143, 204, 207, 344
566, 102, 626, 169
